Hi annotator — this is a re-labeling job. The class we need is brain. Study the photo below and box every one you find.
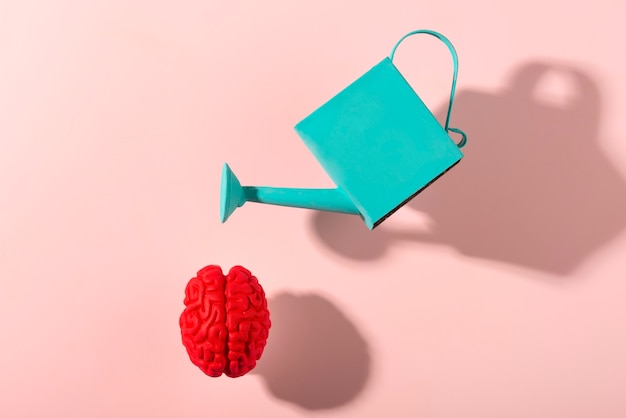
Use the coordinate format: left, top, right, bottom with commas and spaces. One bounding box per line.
179, 265, 271, 377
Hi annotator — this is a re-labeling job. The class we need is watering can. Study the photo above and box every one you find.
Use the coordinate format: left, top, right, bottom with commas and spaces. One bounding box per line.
220, 29, 467, 230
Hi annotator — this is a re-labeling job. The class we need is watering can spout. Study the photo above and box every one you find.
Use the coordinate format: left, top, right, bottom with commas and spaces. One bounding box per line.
220, 163, 361, 224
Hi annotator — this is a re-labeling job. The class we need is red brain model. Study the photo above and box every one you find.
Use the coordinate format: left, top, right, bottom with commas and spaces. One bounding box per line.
180, 265, 271, 378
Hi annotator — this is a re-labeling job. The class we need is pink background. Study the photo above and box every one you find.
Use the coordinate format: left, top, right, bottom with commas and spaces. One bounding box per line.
2, 1, 626, 417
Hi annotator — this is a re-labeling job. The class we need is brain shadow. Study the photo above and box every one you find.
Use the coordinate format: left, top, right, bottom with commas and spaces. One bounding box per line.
253, 292, 371, 410
311, 62, 626, 276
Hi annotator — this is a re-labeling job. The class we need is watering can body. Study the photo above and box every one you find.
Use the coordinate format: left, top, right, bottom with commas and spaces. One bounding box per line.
220, 30, 466, 230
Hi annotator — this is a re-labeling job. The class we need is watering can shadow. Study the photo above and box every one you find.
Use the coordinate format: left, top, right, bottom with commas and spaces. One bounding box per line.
312, 62, 626, 276
220, 30, 467, 230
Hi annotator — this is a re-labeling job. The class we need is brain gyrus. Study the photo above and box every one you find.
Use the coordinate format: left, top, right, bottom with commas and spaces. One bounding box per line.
180, 265, 271, 377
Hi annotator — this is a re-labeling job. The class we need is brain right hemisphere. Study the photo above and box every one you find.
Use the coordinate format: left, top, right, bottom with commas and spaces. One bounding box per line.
180, 265, 271, 378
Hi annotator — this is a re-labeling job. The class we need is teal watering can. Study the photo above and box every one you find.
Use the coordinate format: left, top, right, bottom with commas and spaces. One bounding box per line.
221, 30, 467, 230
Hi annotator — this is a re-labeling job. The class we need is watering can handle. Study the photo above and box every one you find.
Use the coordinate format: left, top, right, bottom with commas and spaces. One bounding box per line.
390, 30, 467, 148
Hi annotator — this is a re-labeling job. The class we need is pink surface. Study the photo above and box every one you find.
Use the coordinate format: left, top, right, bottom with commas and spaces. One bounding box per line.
1, 1, 626, 417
